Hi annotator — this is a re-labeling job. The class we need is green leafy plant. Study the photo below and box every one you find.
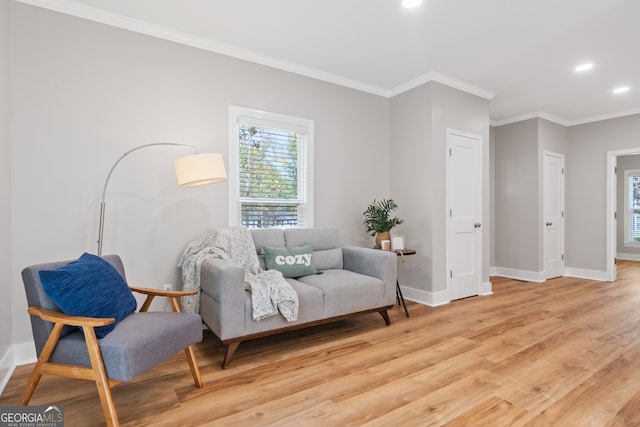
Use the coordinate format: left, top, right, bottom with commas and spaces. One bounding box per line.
363, 198, 403, 236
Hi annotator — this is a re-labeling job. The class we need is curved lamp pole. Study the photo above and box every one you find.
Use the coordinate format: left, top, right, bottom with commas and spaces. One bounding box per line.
97, 143, 226, 255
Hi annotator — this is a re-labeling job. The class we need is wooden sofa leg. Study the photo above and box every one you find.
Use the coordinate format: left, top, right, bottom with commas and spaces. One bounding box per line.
222, 342, 241, 369
379, 309, 391, 326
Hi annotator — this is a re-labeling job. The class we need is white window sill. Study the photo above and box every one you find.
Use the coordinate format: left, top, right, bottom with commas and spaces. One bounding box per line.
624, 241, 640, 248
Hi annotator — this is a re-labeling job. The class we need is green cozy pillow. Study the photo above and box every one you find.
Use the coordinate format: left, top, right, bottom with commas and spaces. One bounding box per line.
261, 244, 317, 278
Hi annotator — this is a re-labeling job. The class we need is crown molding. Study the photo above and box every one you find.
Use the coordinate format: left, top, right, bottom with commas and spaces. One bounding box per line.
17, 0, 497, 101
491, 108, 640, 128
491, 111, 569, 127
567, 107, 640, 126
389, 71, 495, 100
17, 0, 391, 97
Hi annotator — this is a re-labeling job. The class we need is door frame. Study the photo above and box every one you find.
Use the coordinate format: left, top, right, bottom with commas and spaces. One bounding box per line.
606, 148, 640, 281
446, 128, 483, 300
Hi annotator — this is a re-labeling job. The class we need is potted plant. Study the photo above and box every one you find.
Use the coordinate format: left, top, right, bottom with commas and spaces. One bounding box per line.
363, 198, 403, 248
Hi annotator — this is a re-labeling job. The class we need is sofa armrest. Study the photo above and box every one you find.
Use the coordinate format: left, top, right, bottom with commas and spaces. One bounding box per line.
199, 258, 245, 340
343, 246, 397, 305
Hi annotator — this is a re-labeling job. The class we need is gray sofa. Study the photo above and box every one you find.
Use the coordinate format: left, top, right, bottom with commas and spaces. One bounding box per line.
199, 226, 397, 368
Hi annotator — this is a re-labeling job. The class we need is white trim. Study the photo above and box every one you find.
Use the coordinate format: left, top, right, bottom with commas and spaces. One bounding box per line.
400, 285, 450, 307
480, 281, 493, 296
0, 348, 14, 395
228, 105, 314, 228
20, 1, 639, 130
491, 267, 546, 283
564, 267, 609, 281
17, 0, 495, 102
389, 71, 495, 100
491, 111, 570, 127
567, 108, 640, 127
492, 110, 640, 128
616, 252, 640, 261
17, 0, 388, 96
0, 342, 37, 394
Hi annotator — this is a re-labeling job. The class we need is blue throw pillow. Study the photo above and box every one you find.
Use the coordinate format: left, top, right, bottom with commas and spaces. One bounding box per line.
39, 253, 137, 338
261, 244, 317, 278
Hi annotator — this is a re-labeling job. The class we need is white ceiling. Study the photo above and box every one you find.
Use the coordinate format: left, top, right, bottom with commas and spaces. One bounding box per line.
20, 0, 640, 125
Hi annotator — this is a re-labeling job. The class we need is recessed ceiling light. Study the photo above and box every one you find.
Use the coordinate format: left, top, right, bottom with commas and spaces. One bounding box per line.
402, 0, 422, 8
575, 63, 593, 72
613, 86, 630, 94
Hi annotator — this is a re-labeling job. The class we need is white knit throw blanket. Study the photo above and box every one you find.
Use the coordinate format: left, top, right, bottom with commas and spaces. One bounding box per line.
177, 227, 299, 322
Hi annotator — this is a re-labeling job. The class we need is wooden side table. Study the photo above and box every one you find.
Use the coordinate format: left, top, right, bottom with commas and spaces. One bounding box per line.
395, 249, 415, 317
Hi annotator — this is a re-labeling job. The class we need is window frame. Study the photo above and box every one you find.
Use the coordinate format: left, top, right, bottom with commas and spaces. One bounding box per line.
228, 105, 314, 228
624, 168, 640, 247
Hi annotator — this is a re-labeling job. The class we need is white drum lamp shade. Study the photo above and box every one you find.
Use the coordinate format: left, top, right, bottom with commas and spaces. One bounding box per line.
175, 153, 227, 188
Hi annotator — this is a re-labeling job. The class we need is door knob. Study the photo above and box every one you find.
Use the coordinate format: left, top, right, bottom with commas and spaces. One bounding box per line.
474, 222, 481, 228
546, 222, 552, 227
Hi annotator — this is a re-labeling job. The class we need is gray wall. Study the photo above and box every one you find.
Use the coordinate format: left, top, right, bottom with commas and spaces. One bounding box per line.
493, 118, 568, 274
493, 119, 539, 271
0, 0, 12, 373
616, 155, 640, 258
566, 114, 640, 271
389, 83, 434, 293
390, 81, 490, 297
9, 3, 390, 346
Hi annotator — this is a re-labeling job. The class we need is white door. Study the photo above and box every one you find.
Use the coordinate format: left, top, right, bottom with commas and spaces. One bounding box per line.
447, 129, 482, 301
543, 151, 565, 279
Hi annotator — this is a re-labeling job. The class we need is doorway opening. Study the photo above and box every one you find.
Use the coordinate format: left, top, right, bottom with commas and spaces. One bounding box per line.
606, 148, 640, 281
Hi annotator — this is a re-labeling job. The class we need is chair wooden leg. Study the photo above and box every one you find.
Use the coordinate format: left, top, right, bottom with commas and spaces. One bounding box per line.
82, 326, 119, 427
184, 346, 203, 388
18, 323, 65, 405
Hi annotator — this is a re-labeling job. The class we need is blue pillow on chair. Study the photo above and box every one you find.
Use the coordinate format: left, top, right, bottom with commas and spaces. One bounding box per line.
39, 252, 137, 338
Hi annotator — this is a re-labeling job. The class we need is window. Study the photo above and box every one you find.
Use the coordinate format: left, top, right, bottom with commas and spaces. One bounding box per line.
229, 106, 314, 228
624, 169, 640, 246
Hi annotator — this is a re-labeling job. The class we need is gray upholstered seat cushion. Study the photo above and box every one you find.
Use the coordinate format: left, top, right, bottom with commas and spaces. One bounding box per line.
243, 279, 324, 335
48, 312, 203, 382
296, 269, 385, 317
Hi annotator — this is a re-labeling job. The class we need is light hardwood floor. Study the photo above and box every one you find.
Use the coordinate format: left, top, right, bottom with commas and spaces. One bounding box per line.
4, 261, 640, 426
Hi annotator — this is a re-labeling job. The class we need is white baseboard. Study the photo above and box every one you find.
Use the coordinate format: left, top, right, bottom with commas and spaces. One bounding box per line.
491, 267, 546, 282
480, 281, 493, 295
0, 341, 36, 395
400, 281, 493, 307
564, 267, 609, 281
492, 265, 608, 282
399, 285, 450, 307
616, 252, 640, 261
0, 348, 15, 396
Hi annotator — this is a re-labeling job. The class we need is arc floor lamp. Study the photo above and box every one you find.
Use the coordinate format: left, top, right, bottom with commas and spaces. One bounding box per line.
97, 143, 226, 255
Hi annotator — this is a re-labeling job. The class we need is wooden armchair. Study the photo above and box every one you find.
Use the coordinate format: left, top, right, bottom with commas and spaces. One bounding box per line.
19, 255, 204, 427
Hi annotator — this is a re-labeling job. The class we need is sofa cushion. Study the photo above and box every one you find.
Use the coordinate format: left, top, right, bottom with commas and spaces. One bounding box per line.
296, 269, 385, 317
284, 226, 343, 270
251, 228, 286, 270
261, 244, 318, 278
243, 279, 325, 336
